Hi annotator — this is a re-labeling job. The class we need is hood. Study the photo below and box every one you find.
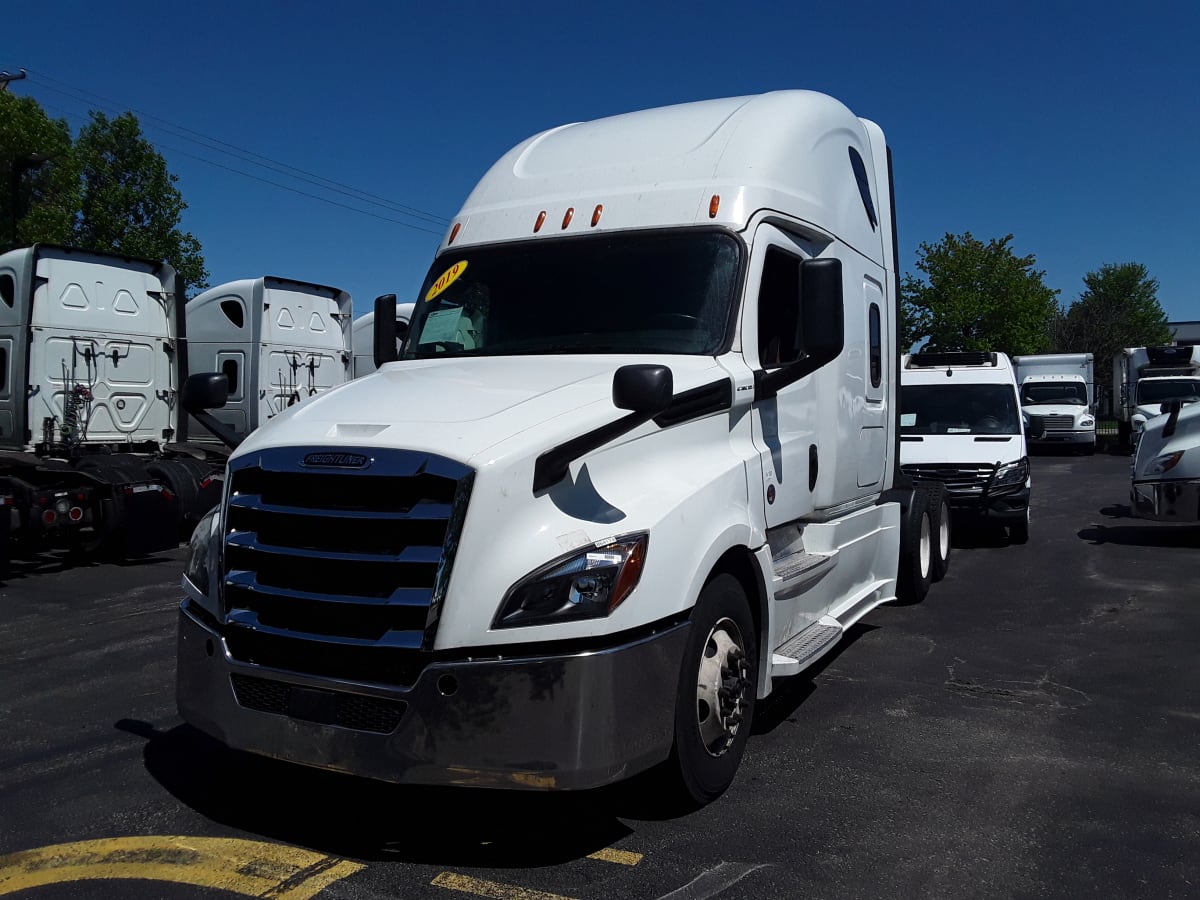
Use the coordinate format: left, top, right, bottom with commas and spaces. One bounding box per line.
1133, 398, 1198, 421
233, 354, 726, 465
1023, 403, 1090, 418
900, 434, 1025, 466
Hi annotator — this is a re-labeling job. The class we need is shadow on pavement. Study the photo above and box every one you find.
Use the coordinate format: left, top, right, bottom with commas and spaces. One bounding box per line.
117, 717, 638, 864
1078, 523, 1200, 548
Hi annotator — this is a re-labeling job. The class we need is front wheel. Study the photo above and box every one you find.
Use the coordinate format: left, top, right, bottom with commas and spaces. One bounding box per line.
661, 573, 758, 809
897, 489, 934, 603
1009, 508, 1030, 545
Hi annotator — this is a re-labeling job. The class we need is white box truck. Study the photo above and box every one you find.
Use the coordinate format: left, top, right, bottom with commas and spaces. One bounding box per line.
178, 91, 946, 807
186, 277, 353, 441
1131, 400, 1200, 521
0, 245, 225, 557
1113, 345, 1200, 448
900, 351, 1034, 543
1012, 352, 1095, 453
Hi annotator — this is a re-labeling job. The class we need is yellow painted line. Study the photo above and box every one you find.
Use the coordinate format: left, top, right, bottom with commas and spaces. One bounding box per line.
0, 836, 364, 899
432, 870, 576, 900
586, 848, 642, 866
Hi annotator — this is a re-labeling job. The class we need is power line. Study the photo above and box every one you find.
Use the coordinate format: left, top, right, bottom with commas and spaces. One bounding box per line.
35, 99, 445, 236
22, 68, 452, 229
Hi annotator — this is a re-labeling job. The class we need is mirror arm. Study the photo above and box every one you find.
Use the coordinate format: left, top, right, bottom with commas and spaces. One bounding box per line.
189, 410, 243, 450
754, 354, 820, 402
533, 411, 654, 494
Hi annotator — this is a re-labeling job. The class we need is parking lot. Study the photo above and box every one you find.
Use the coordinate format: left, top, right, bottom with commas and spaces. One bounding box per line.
1, 451, 1197, 899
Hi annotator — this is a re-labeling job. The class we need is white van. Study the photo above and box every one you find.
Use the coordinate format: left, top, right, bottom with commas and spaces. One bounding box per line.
900, 351, 1033, 542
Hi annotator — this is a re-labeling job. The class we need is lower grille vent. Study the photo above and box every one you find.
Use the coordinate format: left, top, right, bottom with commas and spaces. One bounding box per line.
230, 673, 407, 734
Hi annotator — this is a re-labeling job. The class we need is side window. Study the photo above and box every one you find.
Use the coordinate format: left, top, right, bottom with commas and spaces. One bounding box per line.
220, 299, 245, 328
757, 247, 802, 367
222, 359, 239, 396
869, 303, 882, 388
0, 274, 14, 308
0, 346, 7, 392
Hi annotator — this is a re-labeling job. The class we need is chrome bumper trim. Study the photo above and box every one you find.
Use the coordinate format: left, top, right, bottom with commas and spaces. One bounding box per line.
177, 604, 688, 790
1131, 479, 1200, 522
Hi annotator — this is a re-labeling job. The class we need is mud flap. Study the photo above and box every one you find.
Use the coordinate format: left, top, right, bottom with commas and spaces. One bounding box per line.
117, 484, 182, 556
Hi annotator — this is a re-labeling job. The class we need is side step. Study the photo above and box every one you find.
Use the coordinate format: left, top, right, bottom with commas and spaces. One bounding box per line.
770, 616, 843, 680
771, 548, 837, 587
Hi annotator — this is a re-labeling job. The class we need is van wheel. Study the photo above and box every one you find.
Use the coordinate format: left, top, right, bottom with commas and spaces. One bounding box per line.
898, 489, 933, 603
928, 484, 952, 582
1009, 508, 1030, 545
661, 573, 757, 810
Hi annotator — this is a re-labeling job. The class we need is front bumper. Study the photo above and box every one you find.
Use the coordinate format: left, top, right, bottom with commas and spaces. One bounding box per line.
947, 485, 1030, 523
1131, 479, 1200, 522
1030, 431, 1095, 445
177, 603, 688, 790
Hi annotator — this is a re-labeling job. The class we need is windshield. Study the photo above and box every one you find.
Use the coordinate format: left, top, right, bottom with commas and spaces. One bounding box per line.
1136, 379, 1200, 405
901, 383, 1021, 435
1021, 382, 1087, 405
403, 230, 742, 358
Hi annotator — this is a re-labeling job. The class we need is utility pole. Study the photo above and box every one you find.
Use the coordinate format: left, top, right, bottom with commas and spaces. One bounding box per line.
0, 69, 27, 91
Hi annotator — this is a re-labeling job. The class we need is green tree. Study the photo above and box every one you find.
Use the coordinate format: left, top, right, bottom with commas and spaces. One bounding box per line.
72, 111, 208, 290
0, 91, 80, 252
900, 232, 1059, 356
1053, 262, 1172, 400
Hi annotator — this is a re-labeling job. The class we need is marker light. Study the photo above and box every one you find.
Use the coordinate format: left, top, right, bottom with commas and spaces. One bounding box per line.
709, 195, 720, 218
42, 510, 56, 526
448, 222, 461, 244
561, 207, 574, 229
533, 210, 547, 233
591, 204, 603, 227
68, 507, 84, 522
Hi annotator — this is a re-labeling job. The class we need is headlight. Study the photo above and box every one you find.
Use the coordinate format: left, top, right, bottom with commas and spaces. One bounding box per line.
1132, 414, 1147, 432
992, 459, 1029, 488
1079, 416, 1095, 427
183, 505, 222, 617
1146, 451, 1185, 475
493, 534, 648, 628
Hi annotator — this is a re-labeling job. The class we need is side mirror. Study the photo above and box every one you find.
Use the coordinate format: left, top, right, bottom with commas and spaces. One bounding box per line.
1163, 400, 1182, 438
1027, 415, 1046, 439
373, 294, 398, 368
756, 257, 844, 400
613, 364, 673, 415
182, 372, 229, 413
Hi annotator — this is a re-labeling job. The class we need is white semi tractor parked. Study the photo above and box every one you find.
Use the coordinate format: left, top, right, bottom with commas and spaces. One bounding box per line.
1131, 400, 1200, 522
1113, 345, 1200, 448
178, 90, 946, 807
0, 245, 225, 557
350, 302, 414, 378
187, 277, 353, 442
1012, 352, 1095, 453
900, 351, 1035, 543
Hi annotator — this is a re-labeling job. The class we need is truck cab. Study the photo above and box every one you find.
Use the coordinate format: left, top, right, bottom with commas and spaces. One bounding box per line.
1114, 346, 1200, 448
1013, 353, 1095, 453
178, 91, 938, 807
900, 351, 1032, 542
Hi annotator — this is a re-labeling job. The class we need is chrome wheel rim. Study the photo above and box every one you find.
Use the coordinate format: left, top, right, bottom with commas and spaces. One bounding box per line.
938, 501, 950, 562
695, 617, 750, 756
919, 511, 932, 578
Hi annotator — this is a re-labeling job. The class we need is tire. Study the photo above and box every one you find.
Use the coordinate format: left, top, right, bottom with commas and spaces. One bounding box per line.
897, 489, 933, 603
927, 483, 952, 582
1009, 508, 1030, 545
661, 573, 758, 809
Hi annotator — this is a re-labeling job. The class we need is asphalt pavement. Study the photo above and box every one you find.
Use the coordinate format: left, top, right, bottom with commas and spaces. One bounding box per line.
1, 451, 1197, 899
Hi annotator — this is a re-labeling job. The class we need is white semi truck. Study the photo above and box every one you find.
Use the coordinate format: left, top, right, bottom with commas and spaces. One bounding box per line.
0, 245, 225, 557
178, 91, 944, 807
1131, 400, 1200, 522
1113, 345, 1200, 448
1012, 352, 1095, 453
186, 277, 353, 441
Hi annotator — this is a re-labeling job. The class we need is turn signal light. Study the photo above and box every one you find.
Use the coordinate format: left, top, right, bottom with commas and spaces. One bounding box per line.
709, 195, 720, 218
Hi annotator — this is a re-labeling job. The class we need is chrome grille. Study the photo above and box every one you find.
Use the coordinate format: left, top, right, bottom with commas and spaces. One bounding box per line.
221, 447, 473, 685
902, 463, 996, 496
1040, 415, 1074, 432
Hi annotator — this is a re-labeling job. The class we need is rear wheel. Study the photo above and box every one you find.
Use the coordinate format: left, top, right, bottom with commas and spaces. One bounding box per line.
897, 489, 933, 603
928, 484, 952, 582
660, 573, 757, 809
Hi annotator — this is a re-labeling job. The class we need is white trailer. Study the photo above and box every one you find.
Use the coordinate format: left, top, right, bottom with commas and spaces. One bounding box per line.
350, 303, 414, 378
187, 277, 352, 442
1113, 345, 1200, 448
179, 91, 942, 808
0, 245, 224, 557
1013, 352, 1095, 453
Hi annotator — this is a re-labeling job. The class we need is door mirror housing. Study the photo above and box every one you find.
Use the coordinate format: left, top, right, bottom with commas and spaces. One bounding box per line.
182, 372, 230, 413
613, 364, 673, 415
1026, 415, 1046, 439
373, 293, 399, 368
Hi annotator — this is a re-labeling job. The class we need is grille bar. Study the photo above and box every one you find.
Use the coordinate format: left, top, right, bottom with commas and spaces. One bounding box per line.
230, 673, 408, 734
229, 494, 452, 521
226, 570, 433, 607
227, 530, 442, 564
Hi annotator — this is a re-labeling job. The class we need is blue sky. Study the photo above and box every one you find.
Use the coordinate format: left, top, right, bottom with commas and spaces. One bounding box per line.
6, 1, 1197, 321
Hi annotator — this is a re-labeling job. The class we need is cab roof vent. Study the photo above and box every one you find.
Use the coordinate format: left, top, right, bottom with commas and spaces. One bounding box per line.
907, 351, 997, 369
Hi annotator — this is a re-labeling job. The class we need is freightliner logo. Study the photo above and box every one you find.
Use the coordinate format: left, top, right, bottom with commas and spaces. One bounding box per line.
301, 451, 372, 469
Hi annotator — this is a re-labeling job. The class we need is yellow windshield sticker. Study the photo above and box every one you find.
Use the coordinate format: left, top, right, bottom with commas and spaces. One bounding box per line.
425, 261, 468, 302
